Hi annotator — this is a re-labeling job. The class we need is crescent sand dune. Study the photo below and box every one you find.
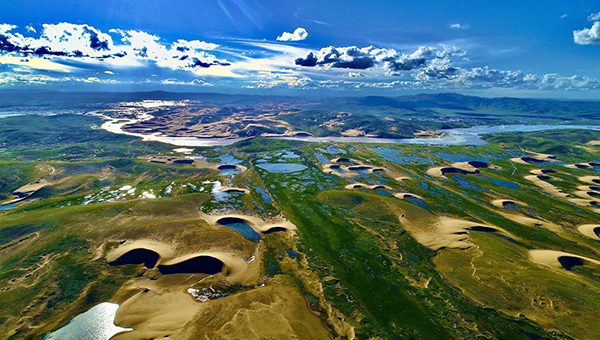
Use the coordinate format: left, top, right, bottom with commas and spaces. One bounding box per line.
426, 161, 499, 177
577, 224, 600, 240
398, 210, 512, 251
578, 175, 600, 185
511, 152, 557, 165
157, 251, 261, 284
106, 240, 175, 266
497, 211, 562, 232
395, 175, 411, 181
220, 187, 250, 194
344, 183, 393, 191
491, 199, 527, 208
147, 155, 247, 172
529, 250, 600, 271
565, 162, 600, 169
529, 168, 556, 175
199, 211, 297, 235
394, 192, 424, 200
524, 173, 571, 198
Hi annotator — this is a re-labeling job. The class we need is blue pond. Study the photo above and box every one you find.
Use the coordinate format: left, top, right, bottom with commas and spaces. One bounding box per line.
221, 222, 261, 241
257, 163, 307, 173
42, 302, 131, 340
254, 186, 273, 204
0, 203, 16, 211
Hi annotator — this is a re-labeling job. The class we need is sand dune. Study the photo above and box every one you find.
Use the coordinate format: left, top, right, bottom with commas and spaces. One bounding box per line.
106, 240, 175, 265
344, 183, 392, 191
498, 212, 561, 232
147, 156, 247, 172
394, 175, 411, 181
220, 187, 250, 194
323, 160, 391, 178
427, 161, 497, 177
577, 224, 600, 240
491, 199, 527, 208
565, 163, 597, 169
399, 214, 511, 251
578, 175, 600, 185
529, 250, 600, 271
393, 193, 424, 200
524, 173, 570, 198
158, 251, 260, 285
530, 169, 556, 175
511, 152, 557, 165
199, 212, 297, 235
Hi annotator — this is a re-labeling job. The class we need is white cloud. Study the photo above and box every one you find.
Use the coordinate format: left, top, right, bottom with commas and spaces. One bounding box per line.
449, 23, 469, 29
276, 27, 308, 42
294, 44, 465, 75
0, 24, 16, 34
574, 21, 600, 45
588, 12, 600, 21
0, 23, 230, 73
560, 14, 568, 19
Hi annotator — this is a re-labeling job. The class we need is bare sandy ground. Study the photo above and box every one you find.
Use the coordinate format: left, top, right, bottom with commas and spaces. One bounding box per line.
587, 140, 600, 146
498, 212, 562, 232
524, 173, 570, 198
322, 159, 391, 178
8, 180, 51, 203
147, 156, 247, 172
578, 175, 600, 185
565, 162, 600, 169
399, 213, 511, 251
159, 250, 261, 285
341, 128, 376, 137
106, 240, 175, 264
393, 193, 424, 200
394, 175, 411, 181
577, 224, 600, 240
511, 152, 556, 165
220, 187, 250, 194
491, 199, 527, 208
529, 250, 600, 270
198, 211, 297, 235
111, 277, 331, 340
427, 161, 498, 177
344, 183, 393, 191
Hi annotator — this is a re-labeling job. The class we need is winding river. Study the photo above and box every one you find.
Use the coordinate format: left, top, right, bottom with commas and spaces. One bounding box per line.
99, 113, 600, 146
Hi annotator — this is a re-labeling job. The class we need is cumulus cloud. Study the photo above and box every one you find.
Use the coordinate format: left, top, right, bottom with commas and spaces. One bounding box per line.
294, 44, 465, 75
276, 27, 308, 41
574, 21, 600, 45
0, 23, 230, 72
588, 12, 600, 21
449, 23, 469, 29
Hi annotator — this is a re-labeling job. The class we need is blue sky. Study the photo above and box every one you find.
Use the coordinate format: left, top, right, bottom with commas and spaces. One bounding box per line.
1, 0, 600, 98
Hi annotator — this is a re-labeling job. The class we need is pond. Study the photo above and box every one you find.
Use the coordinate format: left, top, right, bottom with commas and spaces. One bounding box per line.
257, 163, 308, 173
42, 303, 131, 340
220, 221, 261, 241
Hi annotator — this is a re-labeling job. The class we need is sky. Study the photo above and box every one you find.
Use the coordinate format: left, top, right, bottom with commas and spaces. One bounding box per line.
1, 0, 600, 98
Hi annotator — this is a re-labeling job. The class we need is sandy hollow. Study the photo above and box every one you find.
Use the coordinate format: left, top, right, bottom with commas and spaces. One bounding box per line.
529, 249, 600, 271
491, 199, 527, 208
426, 161, 499, 178
577, 224, 600, 240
